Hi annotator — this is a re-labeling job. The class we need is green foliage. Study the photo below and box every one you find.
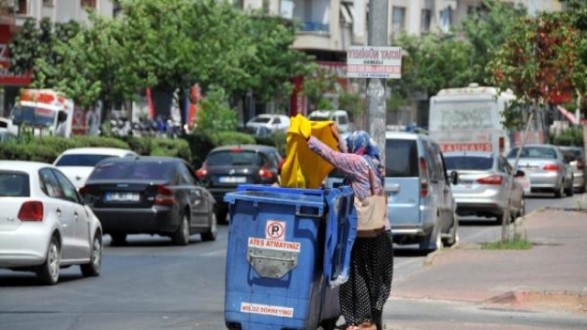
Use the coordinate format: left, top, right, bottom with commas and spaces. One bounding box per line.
210, 131, 256, 146
482, 232, 532, 250
488, 13, 578, 107
338, 90, 364, 120
389, 34, 474, 99
460, 0, 527, 85
150, 139, 192, 162
302, 64, 338, 112
254, 131, 287, 157
0, 136, 130, 164
195, 86, 238, 132
121, 136, 153, 155
183, 132, 216, 168
552, 128, 583, 146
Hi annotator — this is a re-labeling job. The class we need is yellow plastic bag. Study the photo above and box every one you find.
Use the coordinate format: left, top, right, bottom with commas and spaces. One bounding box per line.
280, 114, 339, 189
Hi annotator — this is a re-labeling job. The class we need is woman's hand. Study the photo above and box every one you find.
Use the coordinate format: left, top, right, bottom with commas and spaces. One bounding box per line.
330, 124, 340, 141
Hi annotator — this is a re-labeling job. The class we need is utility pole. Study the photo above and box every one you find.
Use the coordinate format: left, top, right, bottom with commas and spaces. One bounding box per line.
367, 0, 389, 164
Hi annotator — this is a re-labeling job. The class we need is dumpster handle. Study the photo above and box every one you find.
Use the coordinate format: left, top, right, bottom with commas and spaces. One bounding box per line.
295, 206, 323, 218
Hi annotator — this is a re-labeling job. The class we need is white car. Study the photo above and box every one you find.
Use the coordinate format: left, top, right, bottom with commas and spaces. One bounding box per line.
0, 161, 103, 284
245, 114, 290, 133
53, 147, 137, 189
308, 110, 351, 133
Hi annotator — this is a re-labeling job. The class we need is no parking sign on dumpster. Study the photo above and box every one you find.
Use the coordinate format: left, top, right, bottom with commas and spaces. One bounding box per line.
265, 220, 286, 240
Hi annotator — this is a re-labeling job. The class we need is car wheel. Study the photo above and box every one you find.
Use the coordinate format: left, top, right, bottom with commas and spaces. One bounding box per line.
36, 236, 60, 285
566, 180, 574, 196
518, 198, 526, 218
201, 213, 217, 242
554, 183, 564, 198
81, 233, 102, 277
420, 225, 442, 252
215, 207, 229, 225
172, 213, 190, 246
110, 233, 127, 246
443, 212, 459, 247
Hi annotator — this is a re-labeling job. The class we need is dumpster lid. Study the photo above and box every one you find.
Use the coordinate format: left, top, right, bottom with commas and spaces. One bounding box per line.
224, 185, 325, 209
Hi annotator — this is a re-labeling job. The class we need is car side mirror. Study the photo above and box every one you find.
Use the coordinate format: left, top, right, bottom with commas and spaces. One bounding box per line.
514, 169, 525, 177
449, 171, 459, 185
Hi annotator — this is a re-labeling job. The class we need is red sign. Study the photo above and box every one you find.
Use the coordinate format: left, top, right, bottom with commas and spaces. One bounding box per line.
0, 25, 32, 86
441, 143, 493, 152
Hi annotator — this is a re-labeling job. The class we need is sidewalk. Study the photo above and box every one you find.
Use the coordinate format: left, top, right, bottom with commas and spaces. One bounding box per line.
388, 208, 587, 320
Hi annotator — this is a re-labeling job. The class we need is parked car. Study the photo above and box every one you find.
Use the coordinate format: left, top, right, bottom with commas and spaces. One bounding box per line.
0, 130, 17, 143
558, 146, 586, 193
0, 161, 103, 285
507, 144, 573, 198
308, 110, 351, 133
381, 131, 459, 251
444, 152, 526, 224
80, 156, 217, 246
245, 114, 290, 133
196, 145, 282, 224
53, 147, 137, 189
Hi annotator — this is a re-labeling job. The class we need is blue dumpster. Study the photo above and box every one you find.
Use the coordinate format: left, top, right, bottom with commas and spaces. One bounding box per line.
224, 185, 356, 330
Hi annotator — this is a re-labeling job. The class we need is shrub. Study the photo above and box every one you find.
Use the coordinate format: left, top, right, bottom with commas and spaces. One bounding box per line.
150, 138, 192, 162
210, 131, 256, 146
183, 131, 215, 168
123, 136, 153, 155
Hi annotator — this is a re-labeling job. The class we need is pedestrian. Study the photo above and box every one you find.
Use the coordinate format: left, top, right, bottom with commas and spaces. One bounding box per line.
306, 127, 394, 330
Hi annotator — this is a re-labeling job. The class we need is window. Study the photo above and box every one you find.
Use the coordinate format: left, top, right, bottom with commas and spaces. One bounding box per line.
178, 164, 197, 185
421, 9, 432, 33
43, 0, 54, 7
55, 154, 117, 167
391, 6, 406, 36
52, 170, 81, 204
440, 6, 453, 33
39, 169, 64, 199
445, 156, 494, 171
81, 0, 97, 8
0, 172, 30, 197
385, 139, 418, 177
16, 0, 28, 15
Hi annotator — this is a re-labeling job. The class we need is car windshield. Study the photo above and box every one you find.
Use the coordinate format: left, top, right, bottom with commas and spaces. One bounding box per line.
206, 150, 263, 167
508, 147, 557, 159
444, 156, 493, 170
385, 139, 419, 177
10, 105, 55, 127
0, 172, 30, 197
251, 117, 271, 124
90, 161, 175, 181
55, 154, 119, 167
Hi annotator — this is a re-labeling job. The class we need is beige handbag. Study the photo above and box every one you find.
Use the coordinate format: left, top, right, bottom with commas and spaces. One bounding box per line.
355, 167, 387, 236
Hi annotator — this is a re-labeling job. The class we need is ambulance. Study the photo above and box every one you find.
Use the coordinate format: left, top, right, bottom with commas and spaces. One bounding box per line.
9, 89, 74, 137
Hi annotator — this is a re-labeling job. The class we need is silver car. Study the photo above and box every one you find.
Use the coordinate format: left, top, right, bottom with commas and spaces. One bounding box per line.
444, 152, 526, 224
0, 161, 103, 284
558, 146, 586, 193
507, 144, 573, 198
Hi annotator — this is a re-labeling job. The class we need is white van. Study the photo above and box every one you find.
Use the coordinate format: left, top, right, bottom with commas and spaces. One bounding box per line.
308, 110, 351, 133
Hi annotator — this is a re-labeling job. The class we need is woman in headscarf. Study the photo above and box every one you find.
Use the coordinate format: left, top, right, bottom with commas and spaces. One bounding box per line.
306, 127, 394, 330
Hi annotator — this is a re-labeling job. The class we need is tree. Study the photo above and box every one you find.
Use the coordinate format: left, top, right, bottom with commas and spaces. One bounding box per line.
195, 85, 238, 132
389, 33, 474, 101
302, 64, 337, 112
460, 0, 527, 85
488, 13, 579, 129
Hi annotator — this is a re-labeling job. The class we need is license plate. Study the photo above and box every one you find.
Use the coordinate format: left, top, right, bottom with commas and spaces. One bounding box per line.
105, 192, 140, 202
219, 176, 246, 183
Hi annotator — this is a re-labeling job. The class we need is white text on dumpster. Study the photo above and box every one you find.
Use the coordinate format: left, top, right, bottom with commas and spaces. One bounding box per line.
248, 237, 301, 252
240, 302, 294, 318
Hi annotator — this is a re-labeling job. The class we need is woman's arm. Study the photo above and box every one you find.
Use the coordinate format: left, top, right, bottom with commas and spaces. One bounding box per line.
307, 136, 365, 177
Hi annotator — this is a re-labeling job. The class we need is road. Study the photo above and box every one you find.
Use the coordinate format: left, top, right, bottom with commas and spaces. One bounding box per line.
0, 193, 583, 330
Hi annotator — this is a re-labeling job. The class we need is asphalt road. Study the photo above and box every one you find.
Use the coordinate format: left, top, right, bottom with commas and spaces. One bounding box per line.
0, 192, 583, 330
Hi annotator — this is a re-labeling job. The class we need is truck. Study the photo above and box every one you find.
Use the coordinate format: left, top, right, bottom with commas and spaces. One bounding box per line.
428, 83, 517, 156
8, 89, 74, 138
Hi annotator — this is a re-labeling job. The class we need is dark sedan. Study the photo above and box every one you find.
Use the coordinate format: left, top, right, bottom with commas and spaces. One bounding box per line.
196, 145, 282, 223
80, 156, 217, 246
